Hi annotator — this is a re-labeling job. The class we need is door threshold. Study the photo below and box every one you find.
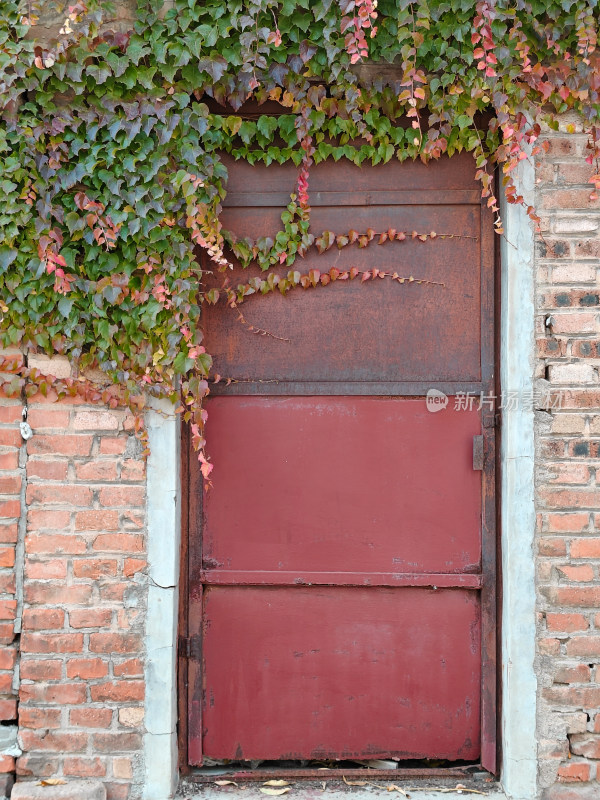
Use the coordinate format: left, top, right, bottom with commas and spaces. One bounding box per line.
185, 765, 485, 782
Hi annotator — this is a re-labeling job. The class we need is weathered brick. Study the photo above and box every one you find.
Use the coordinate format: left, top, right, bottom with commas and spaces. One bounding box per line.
70, 708, 113, 728
66, 658, 109, 680
63, 756, 107, 777
90, 681, 144, 703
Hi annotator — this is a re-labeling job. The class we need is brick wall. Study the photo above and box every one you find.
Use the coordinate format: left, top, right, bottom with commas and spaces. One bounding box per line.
0, 367, 149, 800
0, 354, 25, 799
535, 124, 600, 799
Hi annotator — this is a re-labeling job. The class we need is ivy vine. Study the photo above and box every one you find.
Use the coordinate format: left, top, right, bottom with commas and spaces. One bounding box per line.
0, 0, 599, 475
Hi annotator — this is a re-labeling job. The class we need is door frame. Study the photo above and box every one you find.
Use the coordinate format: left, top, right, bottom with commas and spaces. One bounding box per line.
178, 181, 499, 779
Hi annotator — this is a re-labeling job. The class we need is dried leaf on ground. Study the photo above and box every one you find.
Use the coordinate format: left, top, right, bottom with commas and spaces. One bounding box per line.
259, 788, 292, 796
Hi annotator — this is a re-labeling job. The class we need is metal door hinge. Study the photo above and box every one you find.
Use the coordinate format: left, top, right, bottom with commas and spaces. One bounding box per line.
178, 635, 201, 660
473, 435, 484, 471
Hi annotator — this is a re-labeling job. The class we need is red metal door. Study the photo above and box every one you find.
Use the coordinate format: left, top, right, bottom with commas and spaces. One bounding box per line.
184, 150, 496, 771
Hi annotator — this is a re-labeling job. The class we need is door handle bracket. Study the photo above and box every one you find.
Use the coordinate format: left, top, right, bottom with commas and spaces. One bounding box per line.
473, 435, 484, 470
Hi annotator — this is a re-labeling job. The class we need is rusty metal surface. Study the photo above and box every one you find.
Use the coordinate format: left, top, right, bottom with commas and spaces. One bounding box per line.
202, 586, 481, 761
202, 203, 481, 387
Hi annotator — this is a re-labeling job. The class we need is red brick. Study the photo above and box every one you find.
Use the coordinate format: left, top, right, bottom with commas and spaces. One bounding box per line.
69, 608, 112, 628
28, 434, 93, 456
19, 729, 87, 753
566, 637, 600, 657
93, 732, 142, 752
123, 558, 146, 577
539, 637, 561, 655
554, 664, 591, 683
570, 735, 600, 759
21, 632, 84, 654
24, 583, 92, 606
25, 534, 85, 556
19, 707, 61, 729
0, 646, 16, 670
0, 673, 12, 692
0, 475, 21, 494
540, 538, 568, 557
66, 658, 109, 680
543, 686, 600, 706
100, 582, 128, 602
0, 451, 18, 470
0, 500, 20, 519
0, 429, 22, 448
20, 658, 62, 681
76, 509, 119, 531
90, 680, 144, 703
113, 658, 143, 677
75, 460, 118, 481
70, 707, 113, 728
73, 410, 120, 430
0, 547, 14, 567
99, 438, 127, 455
546, 586, 600, 607
63, 756, 107, 777
572, 538, 600, 558
121, 461, 145, 481
99, 486, 145, 507
26, 459, 69, 480
22, 608, 65, 630
89, 632, 142, 655
557, 564, 595, 582
0, 574, 15, 593
0, 405, 23, 424
0, 523, 18, 544
93, 533, 143, 552
545, 138, 578, 156
27, 509, 71, 530
105, 783, 130, 800
539, 488, 600, 509
26, 484, 92, 506
0, 599, 16, 620
557, 761, 592, 782
547, 613, 588, 632
0, 755, 15, 773
26, 408, 71, 429
20, 682, 86, 705
542, 189, 598, 209
16, 754, 58, 777
0, 699, 17, 719
25, 558, 67, 580
73, 558, 118, 579
549, 463, 591, 484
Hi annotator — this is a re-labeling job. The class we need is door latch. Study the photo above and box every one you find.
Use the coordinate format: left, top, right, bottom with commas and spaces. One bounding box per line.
473, 435, 484, 470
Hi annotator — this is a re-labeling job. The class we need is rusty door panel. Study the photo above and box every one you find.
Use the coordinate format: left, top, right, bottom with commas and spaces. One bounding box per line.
202, 586, 481, 761
203, 205, 481, 385
203, 396, 481, 575
221, 152, 482, 195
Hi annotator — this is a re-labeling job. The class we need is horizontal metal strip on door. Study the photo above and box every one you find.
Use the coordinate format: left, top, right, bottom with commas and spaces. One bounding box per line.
224, 189, 482, 207
199, 570, 483, 588
209, 380, 490, 396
